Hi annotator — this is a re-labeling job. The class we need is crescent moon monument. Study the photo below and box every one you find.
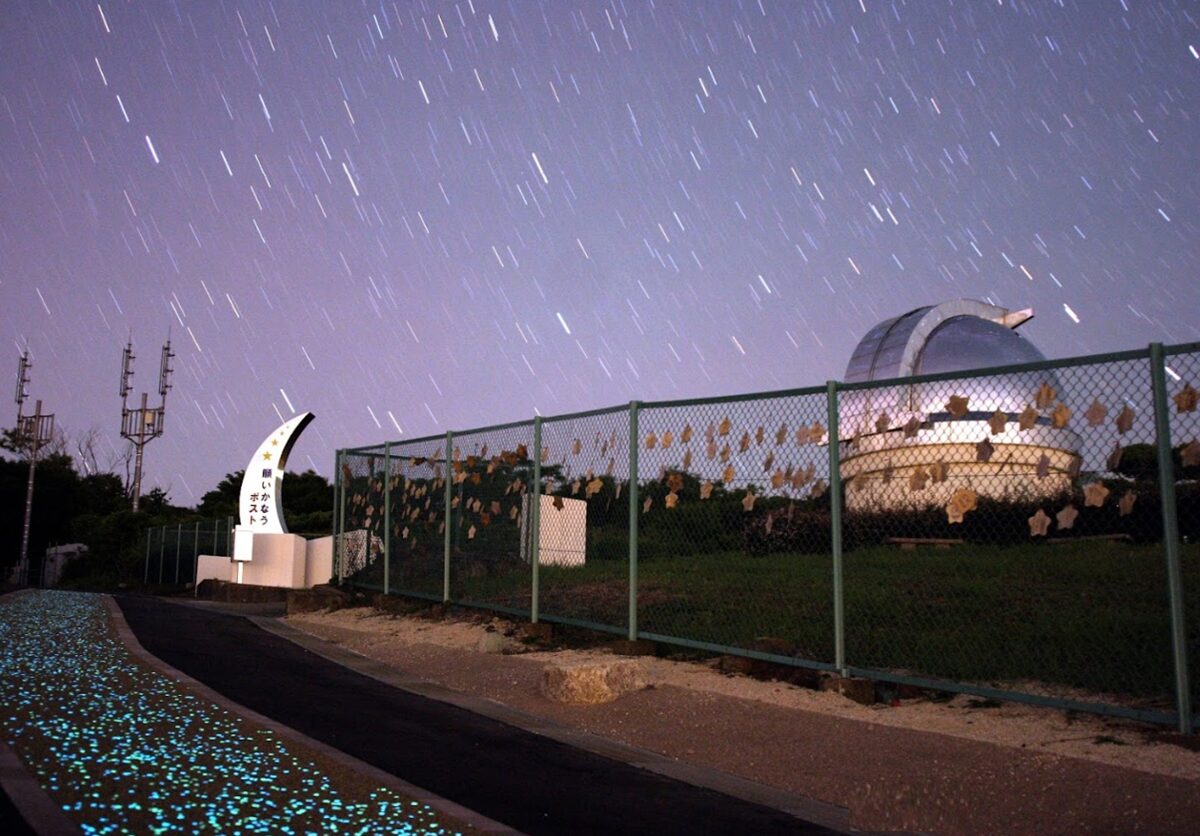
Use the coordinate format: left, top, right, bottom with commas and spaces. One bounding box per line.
238, 412, 315, 533
232, 412, 315, 580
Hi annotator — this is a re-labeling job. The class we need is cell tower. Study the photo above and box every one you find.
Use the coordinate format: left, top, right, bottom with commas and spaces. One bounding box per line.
14, 350, 55, 586
120, 338, 174, 512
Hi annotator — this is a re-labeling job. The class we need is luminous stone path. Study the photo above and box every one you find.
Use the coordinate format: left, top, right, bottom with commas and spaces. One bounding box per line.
0, 591, 463, 835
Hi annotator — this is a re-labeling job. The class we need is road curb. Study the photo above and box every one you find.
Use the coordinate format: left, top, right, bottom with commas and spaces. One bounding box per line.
104, 596, 521, 834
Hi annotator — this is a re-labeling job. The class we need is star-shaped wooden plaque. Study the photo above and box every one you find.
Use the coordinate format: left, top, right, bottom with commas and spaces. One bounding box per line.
1082, 481, 1110, 507
1115, 406, 1135, 435
1056, 504, 1079, 530
1028, 509, 1051, 537
1035, 382, 1056, 410
1119, 490, 1137, 517
1174, 383, 1199, 414
976, 437, 995, 463
946, 395, 969, 419
988, 410, 1008, 435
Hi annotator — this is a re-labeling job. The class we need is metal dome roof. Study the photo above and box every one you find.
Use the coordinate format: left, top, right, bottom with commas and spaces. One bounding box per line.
844, 299, 1038, 383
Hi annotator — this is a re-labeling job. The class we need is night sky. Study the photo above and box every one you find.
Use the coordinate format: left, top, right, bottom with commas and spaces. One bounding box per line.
2, 1, 1197, 504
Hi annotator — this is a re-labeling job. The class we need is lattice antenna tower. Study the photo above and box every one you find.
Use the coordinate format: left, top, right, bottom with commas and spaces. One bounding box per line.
13, 349, 55, 586
120, 337, 174, 512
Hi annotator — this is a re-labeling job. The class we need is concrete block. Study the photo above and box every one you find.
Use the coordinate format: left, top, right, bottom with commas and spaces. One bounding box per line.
541, 659, 648, 704
819, 674, 876, 705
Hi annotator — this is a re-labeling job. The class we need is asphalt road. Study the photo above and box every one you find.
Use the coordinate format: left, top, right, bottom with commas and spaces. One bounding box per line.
116, 595, 837, 835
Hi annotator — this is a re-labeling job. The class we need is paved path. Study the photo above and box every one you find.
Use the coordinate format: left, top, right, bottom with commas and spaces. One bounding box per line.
116, 595, 840, 835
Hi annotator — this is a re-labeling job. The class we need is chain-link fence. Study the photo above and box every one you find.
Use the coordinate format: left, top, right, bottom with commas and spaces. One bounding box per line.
336, 342, 1199, 732
142, 518, 234, 586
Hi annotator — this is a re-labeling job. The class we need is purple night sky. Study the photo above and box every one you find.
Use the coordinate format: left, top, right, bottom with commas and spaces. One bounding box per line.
2, 1, 1198, 504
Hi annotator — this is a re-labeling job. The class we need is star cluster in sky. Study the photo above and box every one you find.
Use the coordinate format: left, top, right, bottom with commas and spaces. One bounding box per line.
1, 0, 1197, 502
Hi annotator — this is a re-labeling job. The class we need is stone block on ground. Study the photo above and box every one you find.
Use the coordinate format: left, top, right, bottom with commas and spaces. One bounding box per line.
541, 659, 648, 704
819, 674, 876, 705
477, 631, 508, 654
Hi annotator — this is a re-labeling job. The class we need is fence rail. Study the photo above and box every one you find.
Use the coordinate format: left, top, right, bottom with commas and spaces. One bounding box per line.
142, 517, 234, 586
334, 342, 1199, 733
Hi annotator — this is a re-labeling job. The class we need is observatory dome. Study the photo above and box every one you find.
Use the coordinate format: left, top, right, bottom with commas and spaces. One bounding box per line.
837, 299, 1080, 511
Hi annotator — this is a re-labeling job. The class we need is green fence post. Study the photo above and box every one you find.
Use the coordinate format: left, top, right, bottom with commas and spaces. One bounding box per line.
227, 516, 234, 557
336, 451, 346, 583
1150, 342, 1193, 734
444, 432, 453, 603
144, 528, 151, 584
383, 443, 391, 596
158, 525, 166, 584
213, 517, 219, 555
826, 380, 846, 676
173, 523, 182, 584
192, 520, 200, 585
531, 416, 542, 623
628, 401, 640, 641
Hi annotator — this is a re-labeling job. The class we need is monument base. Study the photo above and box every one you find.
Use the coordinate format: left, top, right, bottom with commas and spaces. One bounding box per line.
194, 530, 333, 590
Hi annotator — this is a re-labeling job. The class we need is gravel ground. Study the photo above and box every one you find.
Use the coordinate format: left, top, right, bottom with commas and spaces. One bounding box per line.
287, 606, 1200, 835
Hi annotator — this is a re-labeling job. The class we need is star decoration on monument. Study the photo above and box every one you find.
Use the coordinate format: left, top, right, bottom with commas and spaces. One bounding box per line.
755, 426, 766, 445
681, 424, 694, 444
718, 418, 732, 437
1056, 504, 1079, 530
1019, 405, 1039, 431
771, 469, 785, 489
661, 430, 673, 450
903, 417, 922, 439
645, 432, 657, 450
700, 481, 714, 500
875, 413, 891, 433
775, 424, 788, 446
738, 431, 751, 453
682, 449, 693, 469
1175, 384, 1199, 414
762, 452, 774, 472
929, 461, 949, 483
664, 492, 678, 509
1051, 403, 1072, 429
722, 465, 736, 484
1028, 509, 1052, 537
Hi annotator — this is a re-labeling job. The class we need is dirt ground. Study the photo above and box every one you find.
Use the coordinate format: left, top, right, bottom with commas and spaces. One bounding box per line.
286, 605, 1200, 834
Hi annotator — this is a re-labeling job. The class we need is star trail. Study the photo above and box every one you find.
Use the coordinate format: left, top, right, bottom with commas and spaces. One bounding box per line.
1, 0, 1197, 501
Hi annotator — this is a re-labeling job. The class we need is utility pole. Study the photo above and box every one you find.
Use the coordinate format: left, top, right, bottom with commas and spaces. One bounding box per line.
14, 351, 55, 587
119, 338, 173, 512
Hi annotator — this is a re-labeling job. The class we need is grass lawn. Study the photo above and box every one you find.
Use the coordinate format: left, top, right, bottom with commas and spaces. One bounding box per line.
366, 539, 1198, 705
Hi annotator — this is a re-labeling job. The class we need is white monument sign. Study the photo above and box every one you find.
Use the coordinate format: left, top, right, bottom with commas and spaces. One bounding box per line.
233, 413, 314, 580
